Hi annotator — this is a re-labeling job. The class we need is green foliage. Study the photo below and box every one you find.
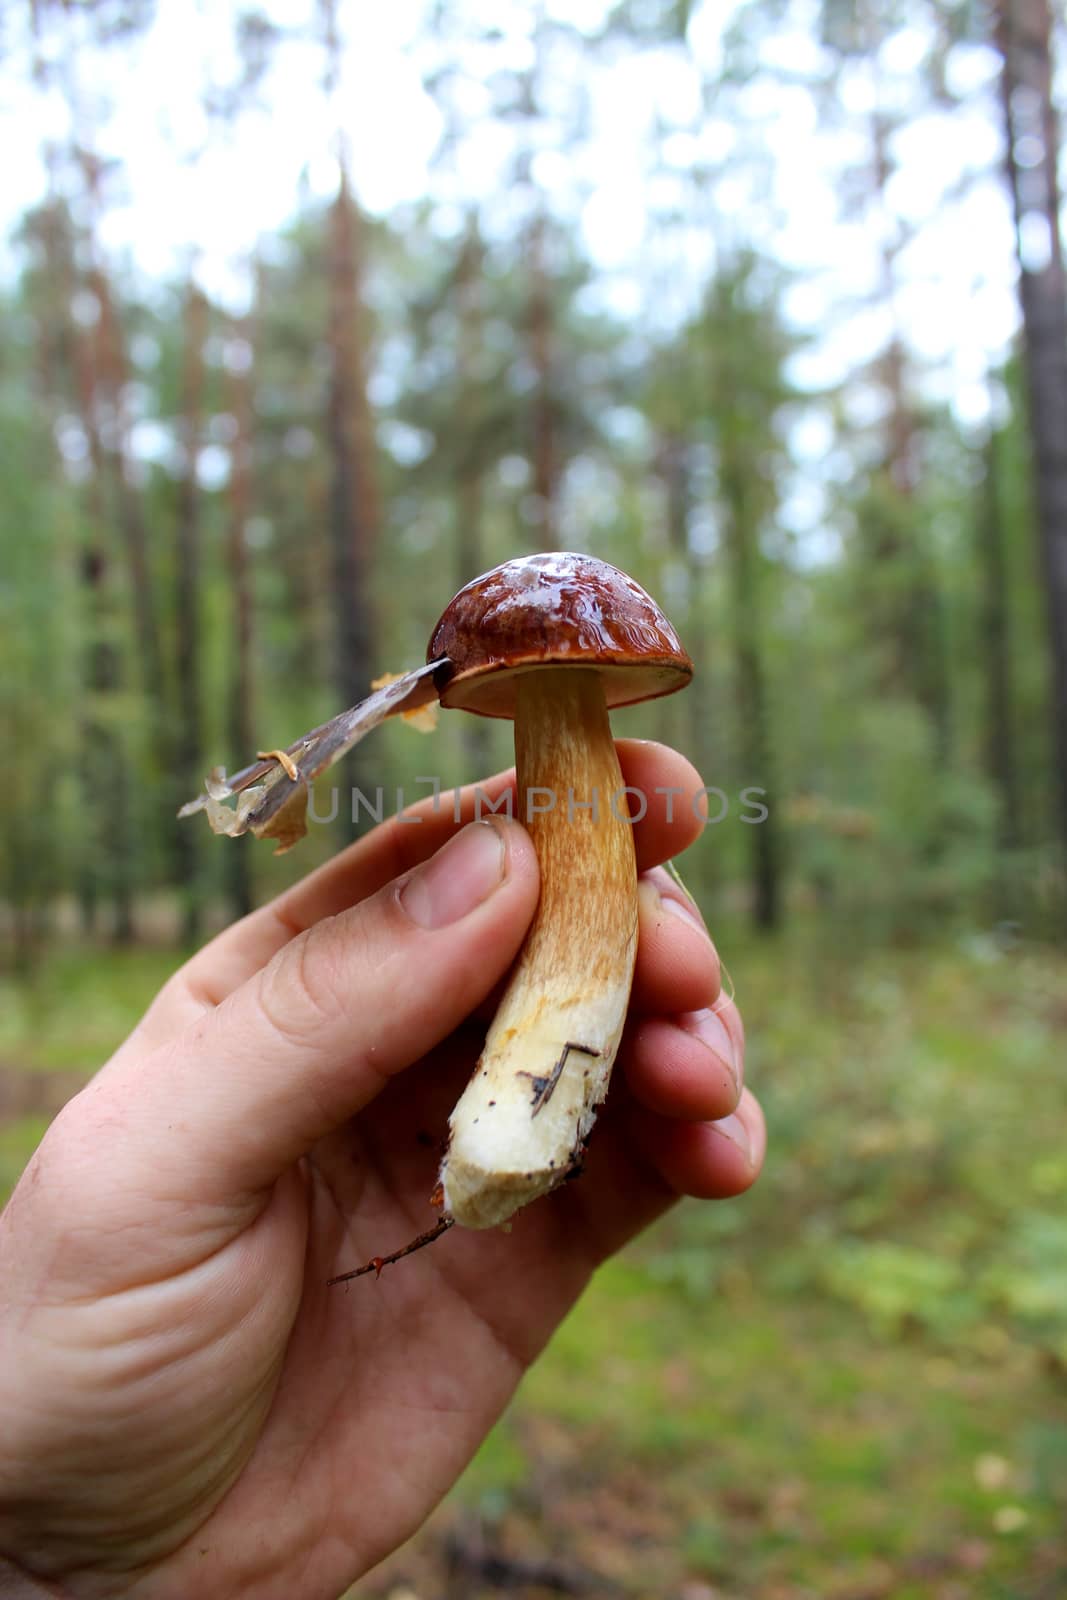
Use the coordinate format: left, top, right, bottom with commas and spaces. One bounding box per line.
486, 933, 1067, 1595
0, 1118, 50, 1203
821, 1238, 971, 1337
642, 929, 1067, 1381
1, 163, 1060, 953
0, 946, 177, 1074
2, 0, 1063, 953
980, 1211, 1067, 1366
0, 324, 83, 946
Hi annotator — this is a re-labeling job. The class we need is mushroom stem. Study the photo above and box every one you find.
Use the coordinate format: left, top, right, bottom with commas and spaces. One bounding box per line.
440, 667, 638, 1228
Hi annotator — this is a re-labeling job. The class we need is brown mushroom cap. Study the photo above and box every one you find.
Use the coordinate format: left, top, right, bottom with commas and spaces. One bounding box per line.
428, 552, 692, 719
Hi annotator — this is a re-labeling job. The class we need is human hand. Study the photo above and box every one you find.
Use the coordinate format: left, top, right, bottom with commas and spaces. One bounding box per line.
0, 743, 764, 1600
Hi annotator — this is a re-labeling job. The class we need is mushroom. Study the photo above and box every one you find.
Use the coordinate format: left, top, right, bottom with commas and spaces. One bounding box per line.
182, 551, 692, 1239
428, 553, 692, 1228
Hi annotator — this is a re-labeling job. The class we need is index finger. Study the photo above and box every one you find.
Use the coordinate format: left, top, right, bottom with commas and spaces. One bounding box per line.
131, 742, 708, 1048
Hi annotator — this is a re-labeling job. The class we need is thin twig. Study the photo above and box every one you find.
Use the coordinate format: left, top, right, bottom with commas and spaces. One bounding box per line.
327, 1216, 454, 1286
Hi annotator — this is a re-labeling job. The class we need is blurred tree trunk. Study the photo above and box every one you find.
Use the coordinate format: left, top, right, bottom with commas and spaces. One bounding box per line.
692, 260, 790, 930
869, 80, 951, 763
994, 0, 1067, 877
512, 8, 559, 553
454, 220, 491, 773
799, 0, 953, 762
978, 431, 1022, 895
720, 459, 780, 931
82, 210, 167, 731
326, 165, 379, 840
32, 190, 135, 941
174, 281, 208, 942
455, 223, 486, 599
81, 551, 135, 945
78, 151, 183, 912
224, 302, 257, 919
319, 0, 381, 839
527, 210, 557, 550
659, 430, 712, 781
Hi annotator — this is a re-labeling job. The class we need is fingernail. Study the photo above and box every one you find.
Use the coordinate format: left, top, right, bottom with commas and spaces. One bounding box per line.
661, 887, 707, 936
642, 872, 707, 937
710, 1111, 753, 1165
681, 1008, 740, 1098
400, 820, 507, 930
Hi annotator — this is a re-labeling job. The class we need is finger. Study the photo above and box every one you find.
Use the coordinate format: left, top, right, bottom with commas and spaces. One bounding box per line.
634, 1087, 765, 1200
617, 740, 707, 869
136, 742, 707, 1046
623, 999, 743, 1122
80, 819, 540, 1211
447, 854, 724, 1036
629, 868, 721, 1017
625, 867, 740, 1122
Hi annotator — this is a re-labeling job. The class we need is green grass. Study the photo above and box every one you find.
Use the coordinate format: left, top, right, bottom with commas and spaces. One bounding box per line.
2, 929, 1066, 1597
0, 1115, 49, 1198
0, 946, 176, 1072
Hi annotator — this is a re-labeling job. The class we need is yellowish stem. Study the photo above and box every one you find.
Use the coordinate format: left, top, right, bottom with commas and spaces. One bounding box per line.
440, 668, 638, 1228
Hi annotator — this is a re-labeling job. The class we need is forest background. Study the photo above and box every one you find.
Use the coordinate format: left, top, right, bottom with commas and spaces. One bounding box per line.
1, 1, 1066, 1595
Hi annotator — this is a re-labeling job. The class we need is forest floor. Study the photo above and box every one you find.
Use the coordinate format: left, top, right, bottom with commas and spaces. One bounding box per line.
1, 925, 1065, 1600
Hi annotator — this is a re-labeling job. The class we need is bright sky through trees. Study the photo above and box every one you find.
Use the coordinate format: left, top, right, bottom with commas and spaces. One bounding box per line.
1, 0, 1021, 427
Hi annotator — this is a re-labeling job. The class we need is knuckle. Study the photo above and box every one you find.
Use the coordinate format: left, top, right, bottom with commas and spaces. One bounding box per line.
254, 900, 390, 1053
257, 919, 346, 1045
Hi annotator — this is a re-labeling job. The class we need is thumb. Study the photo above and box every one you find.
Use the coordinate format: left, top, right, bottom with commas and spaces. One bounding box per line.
72, 818, 540, 1208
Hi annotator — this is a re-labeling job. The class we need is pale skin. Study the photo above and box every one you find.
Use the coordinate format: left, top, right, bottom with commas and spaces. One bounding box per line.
0, 743, 765, 1600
